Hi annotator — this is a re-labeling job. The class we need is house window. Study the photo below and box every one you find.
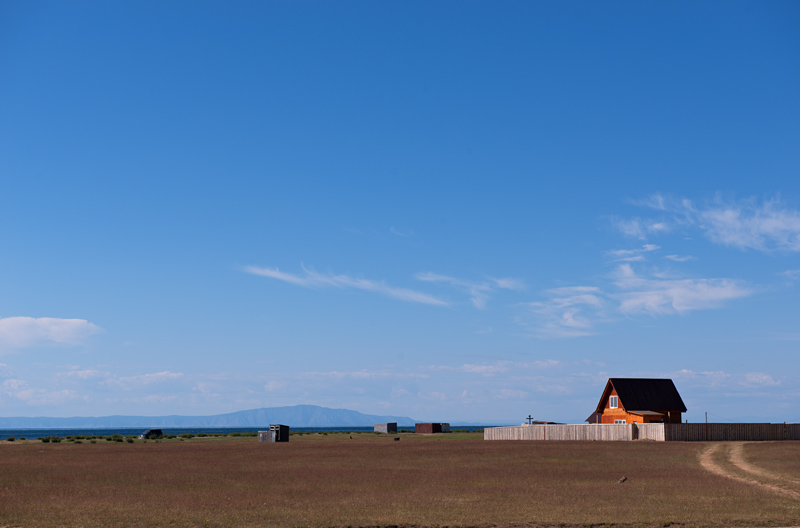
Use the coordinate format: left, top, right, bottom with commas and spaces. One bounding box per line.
614, 420, 626, 424
609, 396, 618, 408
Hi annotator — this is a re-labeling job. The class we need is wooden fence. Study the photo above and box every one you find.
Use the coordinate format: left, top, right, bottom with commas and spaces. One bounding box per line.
662, 423, 800, 441
635, 423, 665, 441
484, 423, 800, 442
484, 424, 634, 441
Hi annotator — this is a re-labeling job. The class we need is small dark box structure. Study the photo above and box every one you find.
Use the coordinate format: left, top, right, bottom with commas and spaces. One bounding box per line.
258, 424, 289, 442
138, 429, 163, 439
374, 422, 397, 433
415, 422, 450, 434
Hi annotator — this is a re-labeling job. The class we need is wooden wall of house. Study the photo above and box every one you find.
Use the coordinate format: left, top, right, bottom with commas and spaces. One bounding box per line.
597, 384, 684, 424
599, 387, 629, 423
659, 411, 682, 424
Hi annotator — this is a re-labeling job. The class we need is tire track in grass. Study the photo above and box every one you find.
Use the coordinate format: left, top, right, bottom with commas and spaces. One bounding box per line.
730, 443, 800, 487
699, 443, 800, 500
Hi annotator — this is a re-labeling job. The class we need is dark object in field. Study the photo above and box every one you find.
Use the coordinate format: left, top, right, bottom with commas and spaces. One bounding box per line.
258, 424, 289, 442
138, 429, 163, 440
618, 476, 627, 483
394, 437, 400, 441
350, 436, 352, 439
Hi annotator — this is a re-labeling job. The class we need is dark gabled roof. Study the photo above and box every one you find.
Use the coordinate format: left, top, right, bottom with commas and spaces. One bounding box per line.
606, 378, 687, 412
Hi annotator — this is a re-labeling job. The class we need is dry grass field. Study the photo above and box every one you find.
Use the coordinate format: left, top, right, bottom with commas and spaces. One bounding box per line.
0, 432, 798, 528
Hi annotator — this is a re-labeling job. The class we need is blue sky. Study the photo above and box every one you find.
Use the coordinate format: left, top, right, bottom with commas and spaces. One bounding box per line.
1, 1, 798, 424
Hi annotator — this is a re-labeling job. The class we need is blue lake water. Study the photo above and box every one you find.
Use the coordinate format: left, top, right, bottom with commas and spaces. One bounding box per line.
0, 425, 491, 439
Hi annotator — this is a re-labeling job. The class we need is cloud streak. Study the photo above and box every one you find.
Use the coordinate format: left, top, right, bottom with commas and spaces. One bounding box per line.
612, 263, 751, 315
103, 371, 185, 389
620, 193, 800, 252
607, 244, 660, 262
524, 265, 752, 337
0, 317, 100, 350
415, 272, 524, 309
245, 265, 449, 306
2, 378, 80, 406
524, 287, 606, 338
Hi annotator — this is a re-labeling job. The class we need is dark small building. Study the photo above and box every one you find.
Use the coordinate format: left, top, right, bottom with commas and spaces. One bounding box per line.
258, 424, 290, 442
374, 422, 397, 433
415, 422, 450, 434
138, 429, 163, 439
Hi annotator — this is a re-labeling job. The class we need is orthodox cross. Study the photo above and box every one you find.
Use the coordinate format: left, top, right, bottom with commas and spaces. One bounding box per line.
526, 414, 534, 425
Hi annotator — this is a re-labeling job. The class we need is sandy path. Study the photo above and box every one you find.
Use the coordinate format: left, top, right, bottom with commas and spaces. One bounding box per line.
699, 442, 800, 500
729, 443, 800, 486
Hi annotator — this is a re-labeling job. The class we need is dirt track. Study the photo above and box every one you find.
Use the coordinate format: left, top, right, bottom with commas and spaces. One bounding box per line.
699, 442, 800, 500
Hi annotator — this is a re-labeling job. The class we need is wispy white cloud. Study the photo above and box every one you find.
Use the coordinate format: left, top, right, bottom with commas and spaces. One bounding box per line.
2, 378, 81, 405
490, 277, 527, 291
434, 359, 561, 376
415, 272, 524, 309
523, 286, 605, 338
621, 193, 800, 252
116, 394, 180, 405
523, 264, 751, 337
612, 218, 671, 240
415, 272, 492, 309
612, 217, 646, 239
103, 371, 184, 389
697, 198, 800, 251
612, 264, 751, 315
665, 254, 694, 262
390, 226, 414, 237
0, 317, 100, 350
58, 369, 109, 380
244, 266, 311, 286
672, 369, 732, 387
779, 269, 800, 281
495, 388, 529, 399
3, 378, 26, 390
460, 363, 510, 375
743, 372, 780, 387
673, 369, 781, 390
607, 244, 660, 262
613, 264, 749, 313
296, 369, 428, 381
245, 265, 449, 306
264, 381, 286, 392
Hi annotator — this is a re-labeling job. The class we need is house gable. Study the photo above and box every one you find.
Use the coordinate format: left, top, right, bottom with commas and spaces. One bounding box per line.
588, 378, 686, 424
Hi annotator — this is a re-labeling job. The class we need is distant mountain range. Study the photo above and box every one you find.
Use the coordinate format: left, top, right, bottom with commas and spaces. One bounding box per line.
0, 405, 417, 429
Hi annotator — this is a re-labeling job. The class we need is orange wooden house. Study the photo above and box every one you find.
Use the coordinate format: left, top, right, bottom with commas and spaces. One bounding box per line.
586, 378, 687, 425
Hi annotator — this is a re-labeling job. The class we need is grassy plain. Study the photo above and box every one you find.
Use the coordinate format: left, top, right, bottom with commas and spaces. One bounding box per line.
0, 432, 798, 528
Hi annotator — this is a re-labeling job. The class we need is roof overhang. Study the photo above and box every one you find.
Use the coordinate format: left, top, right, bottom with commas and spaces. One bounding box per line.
627, 410, 665, 417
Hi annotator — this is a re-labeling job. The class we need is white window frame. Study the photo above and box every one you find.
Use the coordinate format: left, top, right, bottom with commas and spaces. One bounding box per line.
609, 395, 618, 408
614, 419, 626, 424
